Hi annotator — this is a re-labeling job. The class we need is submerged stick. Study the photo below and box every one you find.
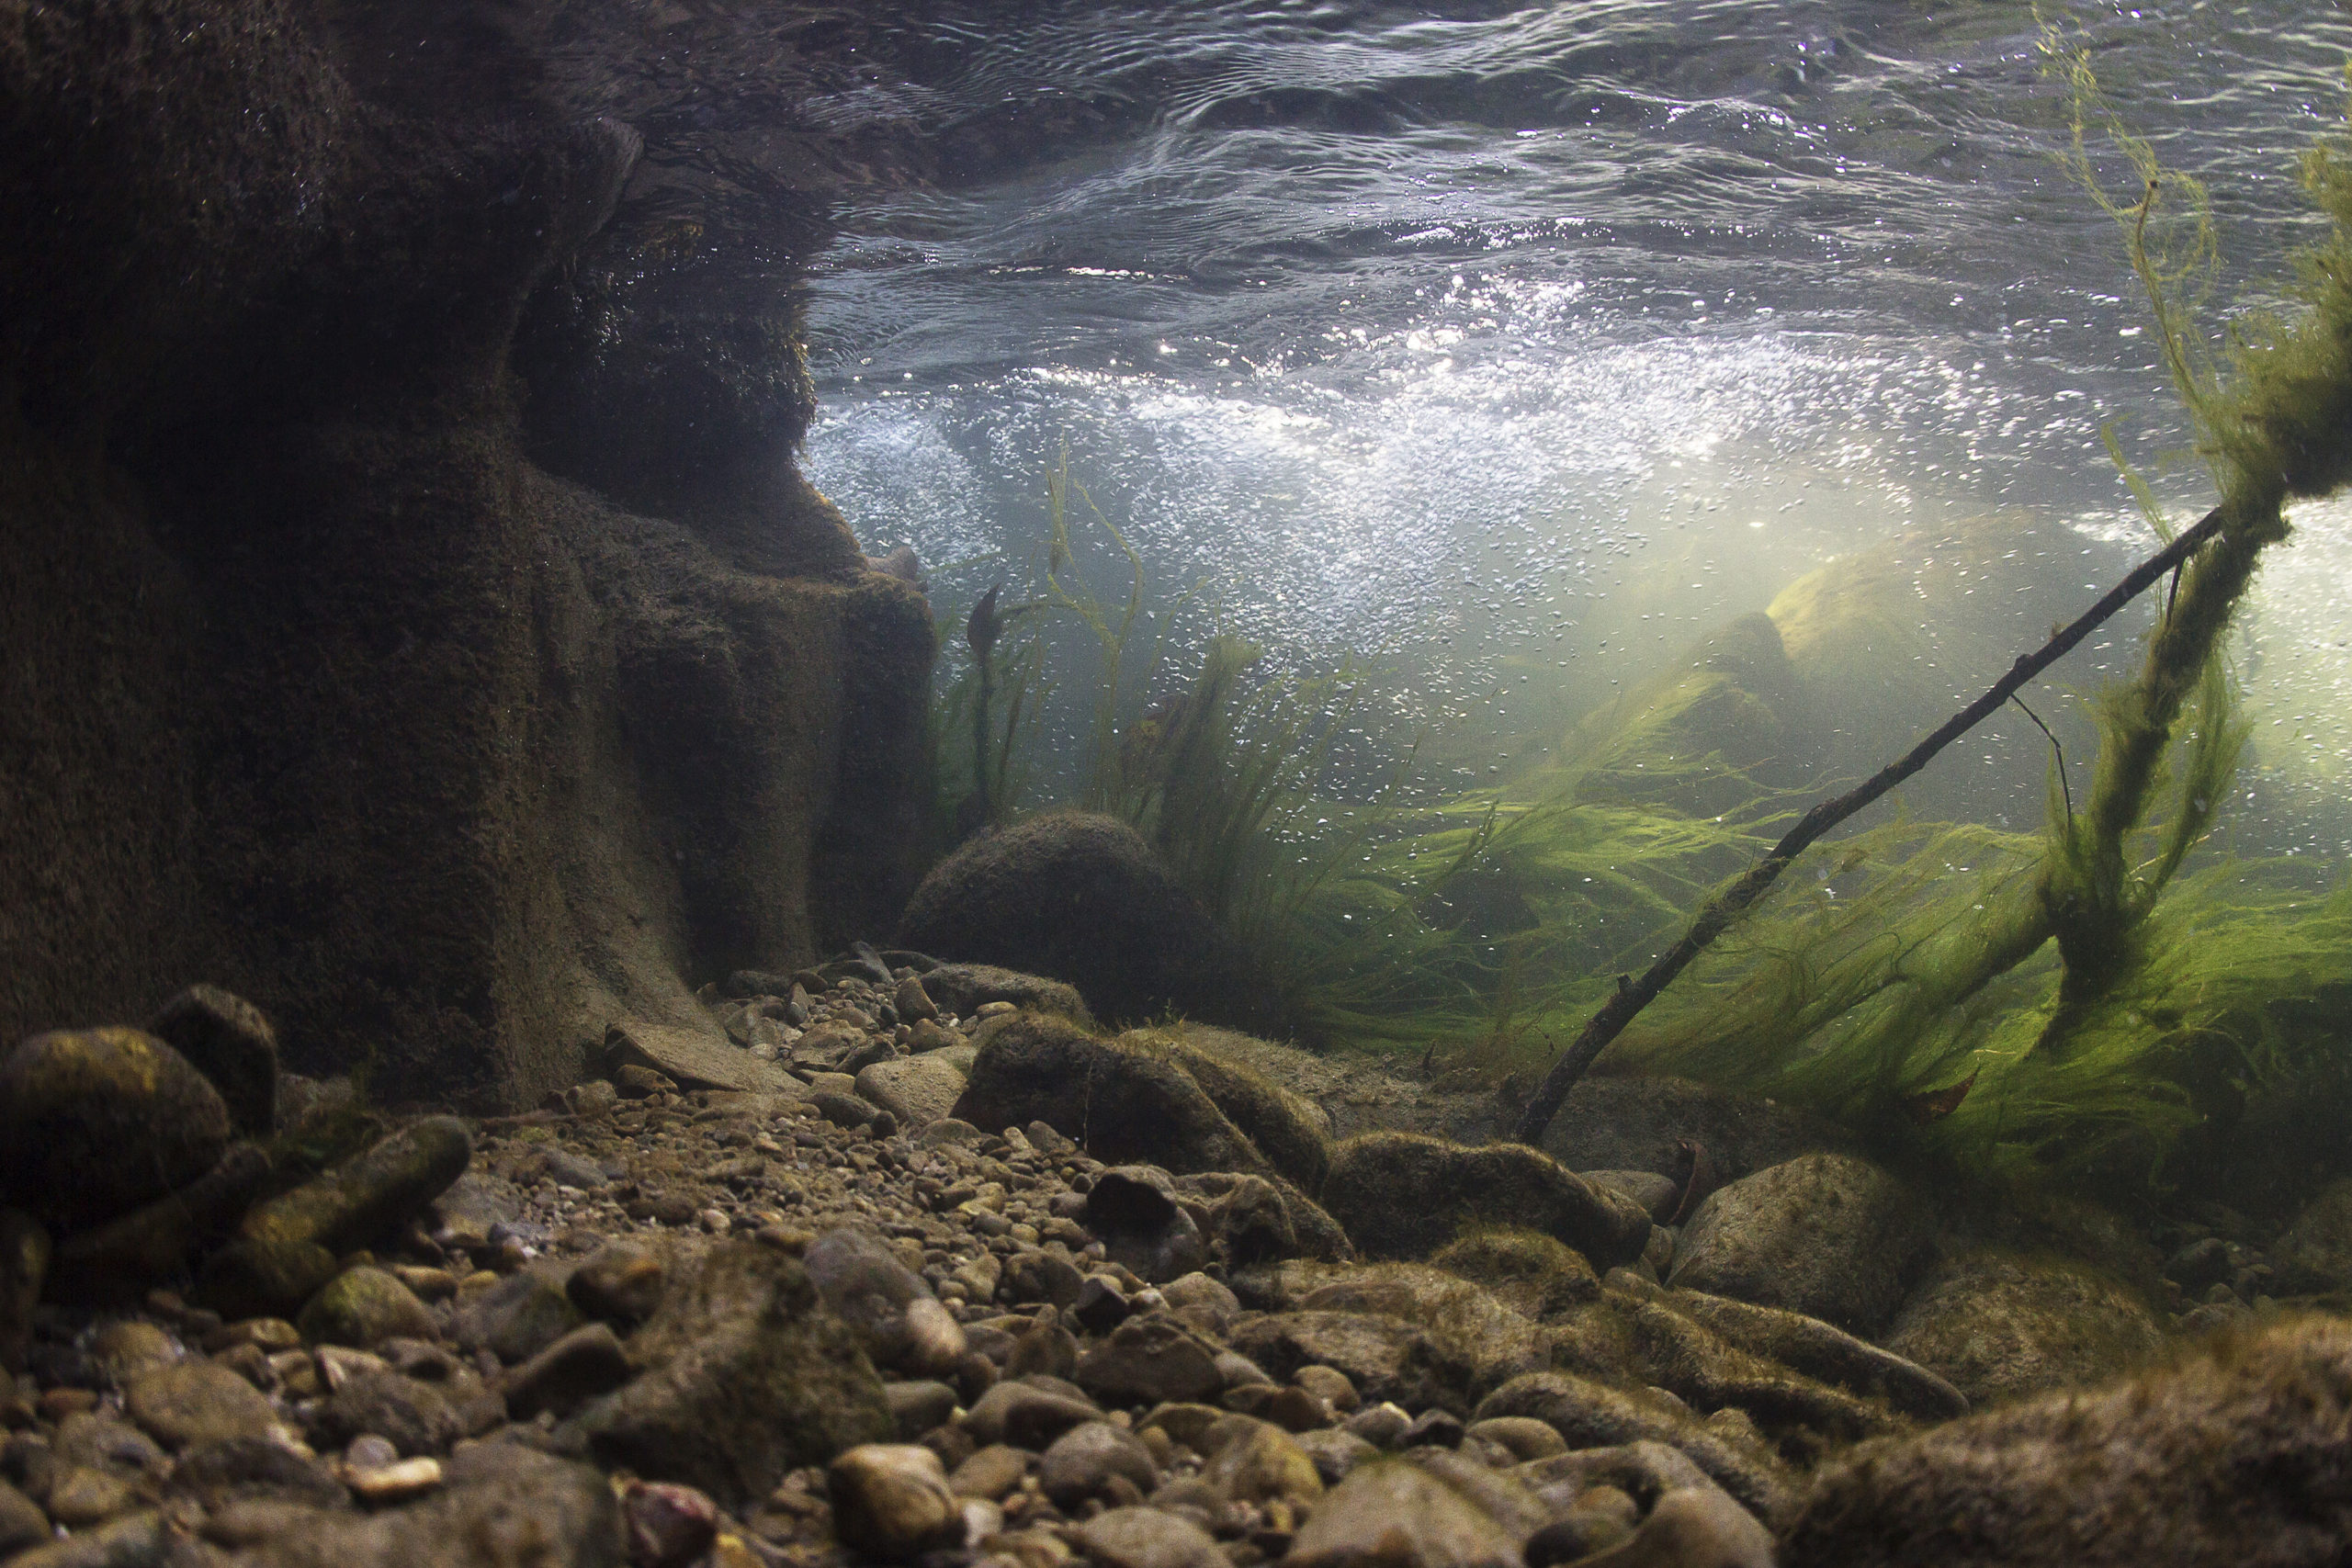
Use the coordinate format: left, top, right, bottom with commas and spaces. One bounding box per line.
1509, 501, 2231, 1150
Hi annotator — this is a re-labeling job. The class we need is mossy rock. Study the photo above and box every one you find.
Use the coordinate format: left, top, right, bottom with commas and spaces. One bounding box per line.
1124, 1024, 1332, 1191
194, 1237, 342, 1323
240, 1115, 472, 1256
143, 984, 279, 1137
1882, 1249, 2165, 1409
1291, 1263, 1552, 1402
1784, 1316, 2352, 1565
1600, 1274, 1908, 1459
916, 964, 1093, 1027
1430, 1228, 1600, 1320
299, 1266, 437, 1348
1666, 1152, 1931, 1337
0, 1028, 231, 1232
1319, 1133, 1651, 1269
897, 811, 1240, 1026
1666, 1288, 1967, 1424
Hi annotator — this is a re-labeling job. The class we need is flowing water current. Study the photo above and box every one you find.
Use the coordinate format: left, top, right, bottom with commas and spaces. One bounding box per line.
797, 1, 2352, 854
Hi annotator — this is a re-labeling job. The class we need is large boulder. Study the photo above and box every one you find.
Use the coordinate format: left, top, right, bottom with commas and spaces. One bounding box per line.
1666, 1153, 1931, 1337
1782, 1316, 2352, 1567
573, 1239, 892, 1507
1319, 1133, 1651, 1269
0, 1028, 231, 1232
898, 812, 1239, 1025
1882, 1250, 2165, 1408
950, 1015, 1275, 1179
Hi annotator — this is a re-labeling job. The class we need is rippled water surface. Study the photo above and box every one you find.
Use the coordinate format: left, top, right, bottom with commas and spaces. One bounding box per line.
797, 1, 2352, 845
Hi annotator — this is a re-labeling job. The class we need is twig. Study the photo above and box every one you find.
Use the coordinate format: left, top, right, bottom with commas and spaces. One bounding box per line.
1510, 501, 2230, 1149
2009, 694, 2072, 823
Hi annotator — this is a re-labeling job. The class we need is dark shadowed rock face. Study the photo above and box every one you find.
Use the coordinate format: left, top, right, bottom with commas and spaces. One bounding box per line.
898, 813, 1242, 1028
0, 0, 935, 1108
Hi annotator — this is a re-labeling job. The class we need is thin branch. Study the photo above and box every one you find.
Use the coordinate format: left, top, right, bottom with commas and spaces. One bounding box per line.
2009, 694, 2073, 823
1510, 501, 2230, 1149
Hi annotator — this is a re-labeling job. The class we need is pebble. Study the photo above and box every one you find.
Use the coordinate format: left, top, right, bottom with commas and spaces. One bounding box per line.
1038, 1419, 1159, 1506
827, 1443, 967, 1560
347, 1455, 445, 1502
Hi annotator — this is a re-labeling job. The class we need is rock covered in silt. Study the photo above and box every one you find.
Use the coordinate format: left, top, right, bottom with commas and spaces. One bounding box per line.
236, 1444, 620, 1568
1321, 1132, 1652, 1269
573, 1238, 892, 1507
1083, 1166, 1209, 1283
239, 1114, 472, 1255
1782, 1315, 2352, 1567
0, 1027, 231, 1231
2271, 1177, 2352, 1295
1285, 1453, 1548, 1568
1667, 1151, 1931, 1337
1882, 1249, 2165, 1408
143, 984, 280, 1135
952, 1015, 1277, 1179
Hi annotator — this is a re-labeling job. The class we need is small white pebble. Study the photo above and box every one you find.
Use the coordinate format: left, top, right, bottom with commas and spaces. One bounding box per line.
349, 1456, 443, 1502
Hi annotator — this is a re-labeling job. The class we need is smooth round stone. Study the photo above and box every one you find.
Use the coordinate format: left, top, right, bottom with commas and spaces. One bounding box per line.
827, 1444, 966, 1560
0, 1028, 231, 1231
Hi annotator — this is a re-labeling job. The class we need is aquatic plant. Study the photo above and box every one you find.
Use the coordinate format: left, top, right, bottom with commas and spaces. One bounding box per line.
1500, 53, 2352, 1185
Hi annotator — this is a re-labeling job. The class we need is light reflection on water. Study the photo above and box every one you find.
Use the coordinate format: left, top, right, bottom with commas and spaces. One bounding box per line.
797, 0, 2352, 853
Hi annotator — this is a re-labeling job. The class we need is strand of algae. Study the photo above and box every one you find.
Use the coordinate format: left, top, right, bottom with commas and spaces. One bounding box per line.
1514, 62, 2352, 1151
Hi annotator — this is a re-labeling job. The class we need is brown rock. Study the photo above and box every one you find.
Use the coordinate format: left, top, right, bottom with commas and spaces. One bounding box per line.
122, 1361, 283, 1450
1285, 1456, 1542, 1568
1076, 1314, 1226, 1407
827, 1443, 964, 1561
1324, 1133, 1652, 1270
574, 1239, 892, 1508
503, 1322, 634, 1420
1074, 1506, 1227, 1568
0, 1028, 230, 1231
144, 984, 280, 1135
